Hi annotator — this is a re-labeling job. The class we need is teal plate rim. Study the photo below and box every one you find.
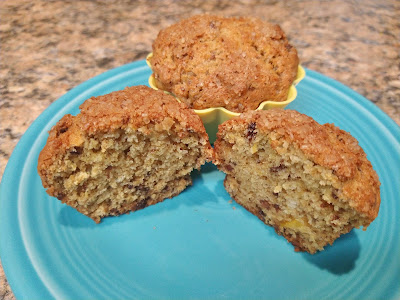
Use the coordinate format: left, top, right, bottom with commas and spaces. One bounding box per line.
0, 59, 399, 299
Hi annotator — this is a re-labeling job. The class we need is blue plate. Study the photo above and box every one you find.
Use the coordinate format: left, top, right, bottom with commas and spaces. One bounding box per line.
1, 60, 399, 299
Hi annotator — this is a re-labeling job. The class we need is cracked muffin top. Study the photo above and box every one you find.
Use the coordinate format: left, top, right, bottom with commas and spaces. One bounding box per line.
150, 14, 299, 113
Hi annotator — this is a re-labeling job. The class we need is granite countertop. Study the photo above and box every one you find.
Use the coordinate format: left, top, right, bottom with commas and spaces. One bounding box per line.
1, 0, 399, 298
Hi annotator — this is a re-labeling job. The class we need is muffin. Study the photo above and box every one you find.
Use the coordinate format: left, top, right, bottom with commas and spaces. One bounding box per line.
38, 86, 213, 223
214, 109, 381, 254
150, 14, 299, 113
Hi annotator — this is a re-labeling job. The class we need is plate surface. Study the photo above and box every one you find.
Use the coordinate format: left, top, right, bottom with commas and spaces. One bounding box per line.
1, 60, 399, 299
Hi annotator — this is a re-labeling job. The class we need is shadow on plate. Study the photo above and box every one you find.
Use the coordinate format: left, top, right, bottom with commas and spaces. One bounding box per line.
159, 162, 219, 210
213, 178, 232, 200
196, 161, 218, 174
302, 230, 361, 275
58, 162, 219, 227
58, 205, 99, 228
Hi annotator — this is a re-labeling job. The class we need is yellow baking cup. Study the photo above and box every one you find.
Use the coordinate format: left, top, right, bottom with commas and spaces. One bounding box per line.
146, 53, 306, 143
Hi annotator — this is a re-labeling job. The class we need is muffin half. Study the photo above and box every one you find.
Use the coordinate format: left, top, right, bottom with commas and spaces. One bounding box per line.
214, 109, 381, 253
38, 86, 213, 223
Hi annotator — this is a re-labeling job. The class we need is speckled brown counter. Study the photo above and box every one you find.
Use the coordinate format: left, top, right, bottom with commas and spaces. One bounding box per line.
1, 0, 399, 298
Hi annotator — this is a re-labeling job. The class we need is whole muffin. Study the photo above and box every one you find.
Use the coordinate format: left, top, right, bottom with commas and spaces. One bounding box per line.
214, 109, 381, 254
38, 86, 213, 223
150, 14, 299, 113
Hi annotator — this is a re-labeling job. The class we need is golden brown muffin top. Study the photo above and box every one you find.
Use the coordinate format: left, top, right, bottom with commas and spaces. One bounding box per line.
150, 14, 299, 113
215, 109, 381, 221
38, 86, 212, 170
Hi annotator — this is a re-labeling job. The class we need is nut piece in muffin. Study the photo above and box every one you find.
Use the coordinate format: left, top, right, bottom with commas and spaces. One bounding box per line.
150, 14, 299, 113
38, 86, 213, 223
214, 109, 380, 254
